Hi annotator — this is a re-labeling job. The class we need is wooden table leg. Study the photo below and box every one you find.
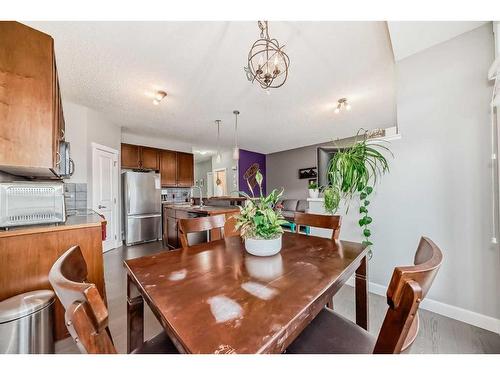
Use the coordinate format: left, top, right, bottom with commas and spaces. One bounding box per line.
127, 273, 144, 353
355, 256, 369, 330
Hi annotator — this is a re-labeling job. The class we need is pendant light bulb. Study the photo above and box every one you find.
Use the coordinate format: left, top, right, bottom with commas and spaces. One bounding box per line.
215, 120, 222, 163
232, 147, 240, 160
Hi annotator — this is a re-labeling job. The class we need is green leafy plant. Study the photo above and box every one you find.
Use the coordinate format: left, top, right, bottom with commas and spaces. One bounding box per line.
308, 181, 318, 190
235, 170, 288, 240
324, 130, 392, 253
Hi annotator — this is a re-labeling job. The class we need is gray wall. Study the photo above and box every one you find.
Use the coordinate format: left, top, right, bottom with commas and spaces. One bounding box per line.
194, 159, 212, 197
267, 24, 500, 321
267, 142, 327, 200
211, 149, 239, 196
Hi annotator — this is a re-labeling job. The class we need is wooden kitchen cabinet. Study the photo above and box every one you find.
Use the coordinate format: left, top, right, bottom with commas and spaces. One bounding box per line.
176, 152, 194, 187
121, 143, 193, 187
0, 21, 65, 177
121, 143, 141, 169
140, 147, 160, 170
121, 144, 160, 170
160, 150, 177, 187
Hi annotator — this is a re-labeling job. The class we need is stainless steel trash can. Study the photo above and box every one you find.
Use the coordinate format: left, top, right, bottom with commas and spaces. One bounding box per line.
0, 290, 55, 353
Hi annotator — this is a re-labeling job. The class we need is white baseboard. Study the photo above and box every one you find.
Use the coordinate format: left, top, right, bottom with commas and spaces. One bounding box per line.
345, 277, 500, 334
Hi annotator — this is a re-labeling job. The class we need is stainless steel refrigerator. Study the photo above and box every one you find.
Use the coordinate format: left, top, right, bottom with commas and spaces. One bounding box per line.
122, 171, 162, 246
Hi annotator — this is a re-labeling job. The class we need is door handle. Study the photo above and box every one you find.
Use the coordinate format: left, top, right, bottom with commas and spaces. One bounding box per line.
98, 205, 107, 209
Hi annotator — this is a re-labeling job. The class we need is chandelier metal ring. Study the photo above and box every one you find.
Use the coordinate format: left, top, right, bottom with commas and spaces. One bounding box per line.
245, 21, 290, 89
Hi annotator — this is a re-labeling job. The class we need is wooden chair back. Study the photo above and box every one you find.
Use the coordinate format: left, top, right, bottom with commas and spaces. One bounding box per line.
373, 237, 443, 353
49, 245, 116, 354
293, 212, 342, 240
178, 214, 226, 248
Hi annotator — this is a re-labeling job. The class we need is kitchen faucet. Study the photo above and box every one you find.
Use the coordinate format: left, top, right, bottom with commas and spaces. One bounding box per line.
190, 185, 204, 207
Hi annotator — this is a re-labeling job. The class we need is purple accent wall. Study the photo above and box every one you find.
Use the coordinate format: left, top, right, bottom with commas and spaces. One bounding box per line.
238, 149, 266, 196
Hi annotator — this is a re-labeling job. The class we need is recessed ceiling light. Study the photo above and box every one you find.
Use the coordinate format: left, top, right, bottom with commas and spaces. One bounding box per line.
152, 90, 167, 105
334, 98, 351, 114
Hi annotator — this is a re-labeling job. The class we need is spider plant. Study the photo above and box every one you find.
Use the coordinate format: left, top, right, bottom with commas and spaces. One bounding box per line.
324, 129, 392, 252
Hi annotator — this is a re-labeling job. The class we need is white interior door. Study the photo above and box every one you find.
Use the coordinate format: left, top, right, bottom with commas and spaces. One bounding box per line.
92, 143, 119, 252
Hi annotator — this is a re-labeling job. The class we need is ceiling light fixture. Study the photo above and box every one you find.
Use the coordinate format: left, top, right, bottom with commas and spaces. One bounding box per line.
244, 21, 290, 90
152, 90, 167, 105
215, 120, 222, 163
334, 98, 351, 114
232, 110, 240, 160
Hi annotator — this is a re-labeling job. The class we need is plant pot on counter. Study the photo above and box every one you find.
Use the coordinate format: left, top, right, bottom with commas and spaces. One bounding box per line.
244, 235, 282, 257
308, 189, 319, 199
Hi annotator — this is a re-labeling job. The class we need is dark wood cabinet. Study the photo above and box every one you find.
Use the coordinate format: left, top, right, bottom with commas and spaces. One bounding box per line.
0, 21, 65, 177
121, 143, 141, 169
140, 147, 160, 170
176, 152, 194, 187
122, 143, 193, 187
121, 144, 160, 170
160, 150, 177, 187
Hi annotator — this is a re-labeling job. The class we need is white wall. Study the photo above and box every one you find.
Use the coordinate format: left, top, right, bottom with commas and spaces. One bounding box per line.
63, 100, 123, 243
63, 101, 88, 183
121, 132, 192, 153
267, 24, 500, 326
194, 159, 212, 197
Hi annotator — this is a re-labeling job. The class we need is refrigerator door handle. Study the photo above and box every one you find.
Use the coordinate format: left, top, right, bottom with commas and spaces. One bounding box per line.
128, 214, 161, 219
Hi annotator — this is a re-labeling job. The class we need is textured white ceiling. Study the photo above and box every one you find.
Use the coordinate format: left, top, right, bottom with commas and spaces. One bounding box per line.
25, 21, 397, 154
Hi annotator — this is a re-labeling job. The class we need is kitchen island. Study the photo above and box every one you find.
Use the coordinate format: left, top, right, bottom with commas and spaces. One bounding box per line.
162, 203, 240, 249
0, 211, 106, 341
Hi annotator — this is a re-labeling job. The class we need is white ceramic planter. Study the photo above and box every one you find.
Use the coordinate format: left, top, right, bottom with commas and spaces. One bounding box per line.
308, 189, 319, 199
244, 235, 282, 256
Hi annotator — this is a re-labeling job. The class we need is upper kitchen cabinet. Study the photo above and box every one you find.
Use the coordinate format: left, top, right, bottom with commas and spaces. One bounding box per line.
176, 152, 194, 187
140, 147, 160, 170
121, 143, 193, 187
121, 143, 159, 170
0, 21, 65, 177
160, 150, 177, 187
121, 143, 141, 169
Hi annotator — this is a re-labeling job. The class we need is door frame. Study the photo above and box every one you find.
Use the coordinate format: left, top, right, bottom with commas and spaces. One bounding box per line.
212, 167, 228, 197
91, 142, 120, 252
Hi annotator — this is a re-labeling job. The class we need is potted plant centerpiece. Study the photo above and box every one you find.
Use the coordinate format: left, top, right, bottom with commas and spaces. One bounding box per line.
308, 180, 319, 199
235, 170, 288, 256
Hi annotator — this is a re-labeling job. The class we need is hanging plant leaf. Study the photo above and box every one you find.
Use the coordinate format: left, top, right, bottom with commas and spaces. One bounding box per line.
363, 228, 371, 237
364, 216, 372, 224
358, 218, 365, 226
359, 206, 368, 214
360, 192, 367, 200
365, 186, 373, 195
364, 200, 370, 206
362, 240, 373, 247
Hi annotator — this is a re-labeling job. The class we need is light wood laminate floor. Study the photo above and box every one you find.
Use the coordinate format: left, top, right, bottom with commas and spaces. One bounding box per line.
56, 241, 500, 354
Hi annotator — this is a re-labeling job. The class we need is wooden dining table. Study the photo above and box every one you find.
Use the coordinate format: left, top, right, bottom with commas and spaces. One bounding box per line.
124, 231, 369, 354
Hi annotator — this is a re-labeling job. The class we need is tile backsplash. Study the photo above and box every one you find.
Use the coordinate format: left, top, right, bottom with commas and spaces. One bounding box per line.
64, 183, 87, 210
161, 187, 190, 203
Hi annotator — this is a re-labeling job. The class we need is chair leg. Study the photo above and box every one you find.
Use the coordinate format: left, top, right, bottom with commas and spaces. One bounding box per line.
326, 298, 334, 310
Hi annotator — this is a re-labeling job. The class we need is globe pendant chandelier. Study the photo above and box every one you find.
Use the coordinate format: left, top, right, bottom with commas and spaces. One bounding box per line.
244, 21, 290, 90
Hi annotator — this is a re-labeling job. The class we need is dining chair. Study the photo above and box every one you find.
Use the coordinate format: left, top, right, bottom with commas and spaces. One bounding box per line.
49, 245, 179, 354
285, 236, 443, 354
294, 212, 342, 240
178, 214, 226, 248
294, 212, 342, 308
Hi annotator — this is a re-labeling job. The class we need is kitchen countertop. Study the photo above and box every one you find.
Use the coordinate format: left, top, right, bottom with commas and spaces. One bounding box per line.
162, 203, 240, 215
0, 210, 105, 238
